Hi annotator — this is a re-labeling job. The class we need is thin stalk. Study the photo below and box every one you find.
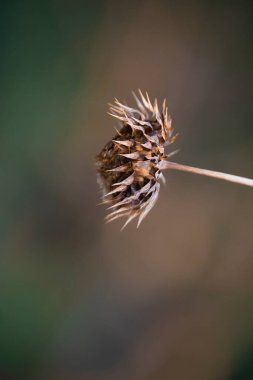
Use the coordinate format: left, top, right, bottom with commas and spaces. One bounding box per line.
160, 161, 253, 187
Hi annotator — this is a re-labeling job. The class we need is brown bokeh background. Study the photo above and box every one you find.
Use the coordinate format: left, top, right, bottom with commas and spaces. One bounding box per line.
1, 1, 253, 379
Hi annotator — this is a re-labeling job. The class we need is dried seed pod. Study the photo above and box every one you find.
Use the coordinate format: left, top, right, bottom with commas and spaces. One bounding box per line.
96, 90, 253, 230
96, 90, 177, 229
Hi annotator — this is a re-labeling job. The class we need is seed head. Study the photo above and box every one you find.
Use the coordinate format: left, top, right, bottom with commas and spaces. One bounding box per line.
96, 90, 177, 229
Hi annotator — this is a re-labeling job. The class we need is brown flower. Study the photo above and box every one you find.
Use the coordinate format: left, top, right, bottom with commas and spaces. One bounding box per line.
96, 90, 253, 229
96, 90, 177, 229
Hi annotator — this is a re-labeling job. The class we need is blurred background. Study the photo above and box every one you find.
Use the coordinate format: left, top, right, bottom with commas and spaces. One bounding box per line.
1, 1, 253, 379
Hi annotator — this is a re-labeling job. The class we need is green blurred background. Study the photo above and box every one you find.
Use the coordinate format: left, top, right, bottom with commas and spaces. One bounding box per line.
1, 1, 253, 379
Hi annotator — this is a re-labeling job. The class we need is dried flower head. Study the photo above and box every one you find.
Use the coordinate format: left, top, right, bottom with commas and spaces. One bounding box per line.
96, 90, 177, 229
96, 90, 253, 229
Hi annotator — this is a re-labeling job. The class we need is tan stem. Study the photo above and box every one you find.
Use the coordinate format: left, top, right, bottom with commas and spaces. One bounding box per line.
160, 161, 253, 187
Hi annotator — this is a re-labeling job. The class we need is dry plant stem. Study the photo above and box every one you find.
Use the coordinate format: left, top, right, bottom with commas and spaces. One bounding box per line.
161, 161, 253, 187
